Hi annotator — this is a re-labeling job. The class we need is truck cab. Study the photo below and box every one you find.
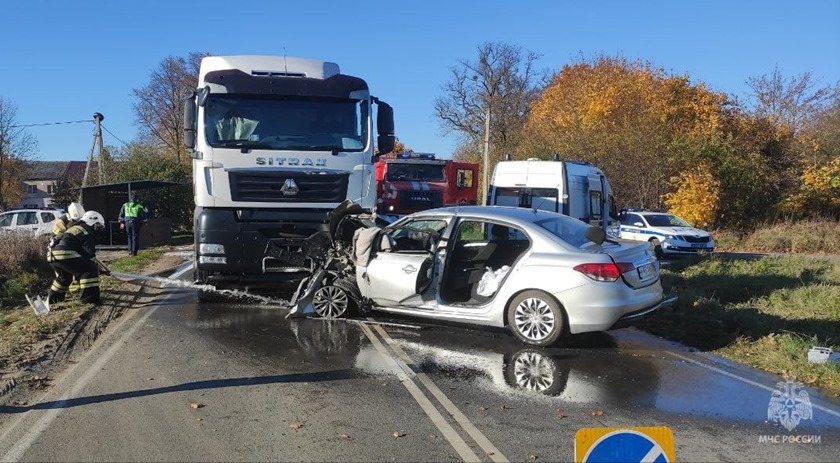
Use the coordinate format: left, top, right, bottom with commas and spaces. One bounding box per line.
184, 55, 394, 288
375, 152, 479, 218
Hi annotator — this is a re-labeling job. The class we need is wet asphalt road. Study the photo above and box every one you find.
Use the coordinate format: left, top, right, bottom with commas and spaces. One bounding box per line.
1, 265, 838, 462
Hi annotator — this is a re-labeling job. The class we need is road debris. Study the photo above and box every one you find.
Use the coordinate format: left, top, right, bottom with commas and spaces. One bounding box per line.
340, 433, 351, 439
591, 410, 604, 417
392, 431, 405, 438
289, 421, 304, 430
190, 402, 204, 409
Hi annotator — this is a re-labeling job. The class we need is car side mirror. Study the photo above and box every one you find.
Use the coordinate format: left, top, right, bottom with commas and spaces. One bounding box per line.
585, 226, 606, 245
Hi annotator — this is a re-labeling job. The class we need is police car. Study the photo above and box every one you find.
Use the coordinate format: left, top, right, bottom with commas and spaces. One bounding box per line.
619, 210, 714, 257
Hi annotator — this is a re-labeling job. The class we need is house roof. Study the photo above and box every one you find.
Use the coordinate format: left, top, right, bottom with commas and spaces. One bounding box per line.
65, 161, 91, 181
25, 161, 69, 180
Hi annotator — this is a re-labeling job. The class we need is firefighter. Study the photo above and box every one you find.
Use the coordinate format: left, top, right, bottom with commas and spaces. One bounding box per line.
52, 202, 85, 237
51, 202, 86, 293
47, 210, 109, 305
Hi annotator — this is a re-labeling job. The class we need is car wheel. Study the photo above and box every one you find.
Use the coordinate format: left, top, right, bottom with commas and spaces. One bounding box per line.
649, 238, 663, 258
503, 349, 568, 396
507, 290, 565, 347
312, 284, 352, 318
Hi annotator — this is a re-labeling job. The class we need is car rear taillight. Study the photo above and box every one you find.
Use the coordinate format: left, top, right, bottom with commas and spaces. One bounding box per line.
573, 262, 635, 282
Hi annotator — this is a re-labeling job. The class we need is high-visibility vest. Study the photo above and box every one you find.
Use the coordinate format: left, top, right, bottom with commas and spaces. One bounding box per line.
124, 202, 143, 219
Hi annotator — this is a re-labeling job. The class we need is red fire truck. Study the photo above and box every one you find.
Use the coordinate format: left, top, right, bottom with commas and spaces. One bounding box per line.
375, 152, 479, 216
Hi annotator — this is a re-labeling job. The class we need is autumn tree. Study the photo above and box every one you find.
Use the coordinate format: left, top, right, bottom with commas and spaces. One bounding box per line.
521, 55, 730, 210
435, 42, 547, 201
0, 97, 38, 210
746, 66, 837, 136
663, 165, 720, 228
132, 52, 209, 165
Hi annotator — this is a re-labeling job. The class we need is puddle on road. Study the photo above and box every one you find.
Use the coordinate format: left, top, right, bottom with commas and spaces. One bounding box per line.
157, 292, 840, 429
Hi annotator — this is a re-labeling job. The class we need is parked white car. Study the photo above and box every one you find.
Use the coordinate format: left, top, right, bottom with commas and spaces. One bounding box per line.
0, 209, 63, 236
619, 210, 715, 256
292, 204, 675, 347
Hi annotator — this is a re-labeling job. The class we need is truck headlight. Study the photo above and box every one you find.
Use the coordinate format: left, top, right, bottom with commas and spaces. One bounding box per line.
199, 244, 225, 255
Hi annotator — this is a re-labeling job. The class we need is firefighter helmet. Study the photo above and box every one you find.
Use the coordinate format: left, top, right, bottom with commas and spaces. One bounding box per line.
81, 211, 105, 229
67, 202, 86, 221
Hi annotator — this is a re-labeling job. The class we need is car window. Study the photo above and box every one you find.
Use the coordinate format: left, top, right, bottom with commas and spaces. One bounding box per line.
41, 212, 57, 222
535, 216, 593, 248
629, 214, 645, 227
16, 212, 38, 226
386, 219, 448, 252
644, 214, 691, 227
0, 213, 14, 228
456, 220, 528, 242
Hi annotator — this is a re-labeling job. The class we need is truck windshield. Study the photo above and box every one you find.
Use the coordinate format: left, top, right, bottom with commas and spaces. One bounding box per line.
385, 163, 445, 182
204, 95, 368, 151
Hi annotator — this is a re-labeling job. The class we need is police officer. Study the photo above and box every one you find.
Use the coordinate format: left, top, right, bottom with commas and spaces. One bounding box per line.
52, 202, 85, 237
119, 193, 148, 256
47, 211, 108, 305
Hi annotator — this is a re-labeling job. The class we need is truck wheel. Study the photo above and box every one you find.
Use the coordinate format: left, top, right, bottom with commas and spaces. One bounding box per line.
312, 285, 353, 318
506, 290, 565, 347
195, 269, 225, 303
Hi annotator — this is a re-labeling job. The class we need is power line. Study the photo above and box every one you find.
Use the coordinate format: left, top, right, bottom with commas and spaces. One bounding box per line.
10, 119, 93, 128
101, 124, 130, 147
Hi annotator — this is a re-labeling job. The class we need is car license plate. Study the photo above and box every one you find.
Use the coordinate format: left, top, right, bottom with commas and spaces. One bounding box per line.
691, 243, 706, 248
638, 262, 656, 281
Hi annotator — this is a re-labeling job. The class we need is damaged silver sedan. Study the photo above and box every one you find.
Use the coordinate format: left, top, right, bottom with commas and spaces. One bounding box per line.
290, 203, 675, 347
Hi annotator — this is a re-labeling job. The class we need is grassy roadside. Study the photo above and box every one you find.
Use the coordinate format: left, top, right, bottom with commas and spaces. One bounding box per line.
713, 219, 839, 254
0, 247, 167, 374
642, 255, 840, 396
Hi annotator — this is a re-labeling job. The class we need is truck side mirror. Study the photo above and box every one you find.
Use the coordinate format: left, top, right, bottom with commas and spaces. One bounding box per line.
184, 96, 197, 150
376, 101, 395, 158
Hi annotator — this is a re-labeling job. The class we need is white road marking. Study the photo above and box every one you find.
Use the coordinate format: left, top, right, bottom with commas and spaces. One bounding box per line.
667, 351, 840, 419
357, 323, 481, 462
372, 324, 509, 463
1, 265, 190, 462
1, 305, 159, 462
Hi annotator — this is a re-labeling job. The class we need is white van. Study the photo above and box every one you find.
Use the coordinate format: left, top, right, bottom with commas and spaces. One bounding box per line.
487, 158, 619, 234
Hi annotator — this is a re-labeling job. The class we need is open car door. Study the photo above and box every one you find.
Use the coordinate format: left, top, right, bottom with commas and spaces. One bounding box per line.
359, 223, 442, 307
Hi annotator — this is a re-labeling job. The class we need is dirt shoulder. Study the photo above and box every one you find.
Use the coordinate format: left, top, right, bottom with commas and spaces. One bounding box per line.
0, 245, 191, 404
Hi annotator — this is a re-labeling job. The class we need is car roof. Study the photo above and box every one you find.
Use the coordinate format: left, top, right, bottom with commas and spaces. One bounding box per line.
1, 209, 63, 215
408, 205, 573, 224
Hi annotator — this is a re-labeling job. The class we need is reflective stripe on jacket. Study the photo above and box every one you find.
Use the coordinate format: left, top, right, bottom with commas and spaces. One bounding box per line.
48, 223, 96, 261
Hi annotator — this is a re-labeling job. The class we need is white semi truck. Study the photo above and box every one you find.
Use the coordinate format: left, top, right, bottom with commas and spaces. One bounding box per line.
183, 55, 394, 289
487, 157, 619, 235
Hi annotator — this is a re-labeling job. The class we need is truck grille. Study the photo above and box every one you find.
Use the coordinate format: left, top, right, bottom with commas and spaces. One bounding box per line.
398, 190, 443, 210
680, 235, 710, 243
229, 171, 349, 203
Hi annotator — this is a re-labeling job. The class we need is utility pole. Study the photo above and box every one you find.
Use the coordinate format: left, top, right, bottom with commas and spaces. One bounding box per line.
80, 112, 105, 202
0, 133, 5, 209
482, 105, 491, 205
